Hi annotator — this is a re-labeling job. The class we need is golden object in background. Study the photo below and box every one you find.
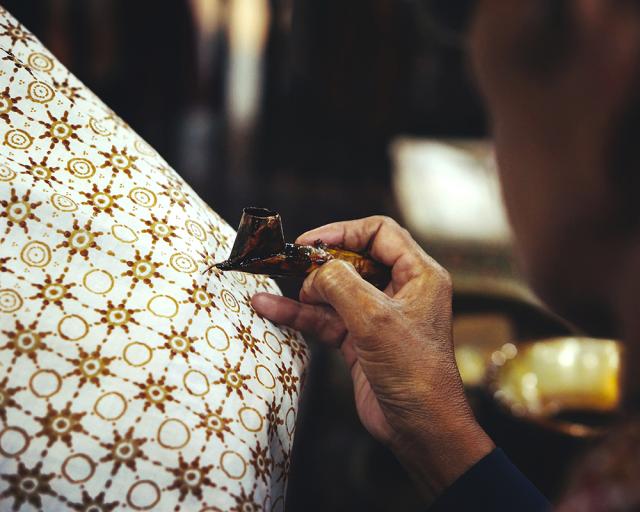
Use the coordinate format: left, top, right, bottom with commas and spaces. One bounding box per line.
489, 338, 622, 437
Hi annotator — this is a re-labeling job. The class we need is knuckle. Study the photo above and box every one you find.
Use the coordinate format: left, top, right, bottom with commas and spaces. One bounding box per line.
374, 215, 400, 229
315, 259, 350, 290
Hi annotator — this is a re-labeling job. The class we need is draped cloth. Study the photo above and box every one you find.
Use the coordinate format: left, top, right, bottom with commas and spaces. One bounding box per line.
0, 6, 307, 511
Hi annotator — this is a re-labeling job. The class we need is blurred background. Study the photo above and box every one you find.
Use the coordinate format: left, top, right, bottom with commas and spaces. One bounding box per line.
6, 0, 621, 509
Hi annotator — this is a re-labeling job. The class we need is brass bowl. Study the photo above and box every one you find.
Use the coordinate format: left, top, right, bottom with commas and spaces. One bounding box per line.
487, 337, 623, 437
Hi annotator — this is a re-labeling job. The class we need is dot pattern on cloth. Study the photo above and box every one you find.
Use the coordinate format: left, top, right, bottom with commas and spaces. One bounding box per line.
0, 6, 308, 511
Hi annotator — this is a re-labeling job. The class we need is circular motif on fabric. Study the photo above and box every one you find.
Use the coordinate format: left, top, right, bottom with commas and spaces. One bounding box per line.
157, 418, 190, 449
263, 331, 283, 355
134, 138, 156, 156
27, 81, 55, 103
7, 201, 29, 222
57, 314, 89, 341
29, 164, 50, 180
94, 392, 127, 421
169, 253, 197, 273
0, 427, 29, 457
285, 407, 296, 435
111, 224, 138, 244
20, 241, 51, 267
27, 52, 54, 71
0, 289, 22, 312
5, 129, 33, 149
232, 272, 248, 285
127, 480, 161, 511
50, 193, 78, 212
150, 221, 171, 238
147, 295, 178, 318
69, 229, 93, 251
220, 289, 240, 313
83, 269, 114, 294
183, 370, 209, 397
67, 157, 96, 179
88, 116, 115, 136
185, 219, 207, 242
239, 407, 264, 433
205, 326, 230, 352
255, 365, 276, 389
94, 192, 113, 208
220, 451, 247, 480
29, 369, 62, 398
123, 342, 153, 367
128, 187, 156, 208
62, 454, 96, 483
0, 163, 15, 181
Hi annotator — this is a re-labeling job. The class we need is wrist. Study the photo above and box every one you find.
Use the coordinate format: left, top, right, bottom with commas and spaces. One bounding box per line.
390, 405, 495, 503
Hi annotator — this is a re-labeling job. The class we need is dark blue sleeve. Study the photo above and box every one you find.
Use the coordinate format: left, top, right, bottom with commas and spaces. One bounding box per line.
428, 448, 551, 512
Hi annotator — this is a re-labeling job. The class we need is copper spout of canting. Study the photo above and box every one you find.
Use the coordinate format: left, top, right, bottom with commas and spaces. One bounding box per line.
208, 207, 391, 288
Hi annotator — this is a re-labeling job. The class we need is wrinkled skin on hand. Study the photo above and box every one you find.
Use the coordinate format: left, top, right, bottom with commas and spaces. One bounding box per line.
252, 216, 494, 501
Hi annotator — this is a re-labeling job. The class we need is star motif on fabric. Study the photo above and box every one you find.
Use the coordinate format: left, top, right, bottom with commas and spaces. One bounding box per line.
66, 346, 115, 388
120, 249, 163, 290
38, 110, 83, 151
18, 155, 62, 188
281, 330, 309, 362
229, 488, 262, 512
213, 358, 251, 399
141, 212, 178, 245
0, 85, 23, 124
159, 181, 189, 210
95, 300, 140, 335
70, 491, 119, 512
266, 399, 284, 439
0, 462, 56, 511
34, 402, 86, 448
166, 455, 216, 502
133, 373, 177, 413
0, 20, 34, 48
0, 187, 42, 236
0, 319, 52, 364
249, 442, 273, 485
196, 404, 233, 442
99, 145, 138, 178
56, 218, 104, 262
29, 272, 77, 312
79, 183, 124, 217
52, 77, 82, 102
0, 376, 21, 422
159, 327, 196, 362
181, 279, 216, 316
99, 427, 148, 476
235, 321, 262, 357
276, 362, 299, 399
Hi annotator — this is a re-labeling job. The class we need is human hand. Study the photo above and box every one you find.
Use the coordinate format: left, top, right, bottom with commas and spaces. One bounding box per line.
252, 216, 494, 500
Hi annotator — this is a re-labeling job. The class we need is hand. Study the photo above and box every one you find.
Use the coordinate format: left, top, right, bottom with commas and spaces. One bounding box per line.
252, 216, 494, 501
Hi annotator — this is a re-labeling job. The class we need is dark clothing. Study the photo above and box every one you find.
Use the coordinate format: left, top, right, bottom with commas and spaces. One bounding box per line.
428, 449, 551, 512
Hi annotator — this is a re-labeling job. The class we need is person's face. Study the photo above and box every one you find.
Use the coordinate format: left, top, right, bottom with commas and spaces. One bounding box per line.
468, 0, 640, 335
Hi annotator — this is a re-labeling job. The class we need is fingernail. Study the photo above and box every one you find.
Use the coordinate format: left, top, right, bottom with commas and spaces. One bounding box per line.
251, 292, 273, 312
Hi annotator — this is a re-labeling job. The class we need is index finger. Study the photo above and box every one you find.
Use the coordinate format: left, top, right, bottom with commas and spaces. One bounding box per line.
296, 216, 429, 275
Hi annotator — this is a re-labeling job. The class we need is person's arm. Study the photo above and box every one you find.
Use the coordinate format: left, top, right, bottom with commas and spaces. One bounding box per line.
250, 216, 534, 504
429, 448, 550, 511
